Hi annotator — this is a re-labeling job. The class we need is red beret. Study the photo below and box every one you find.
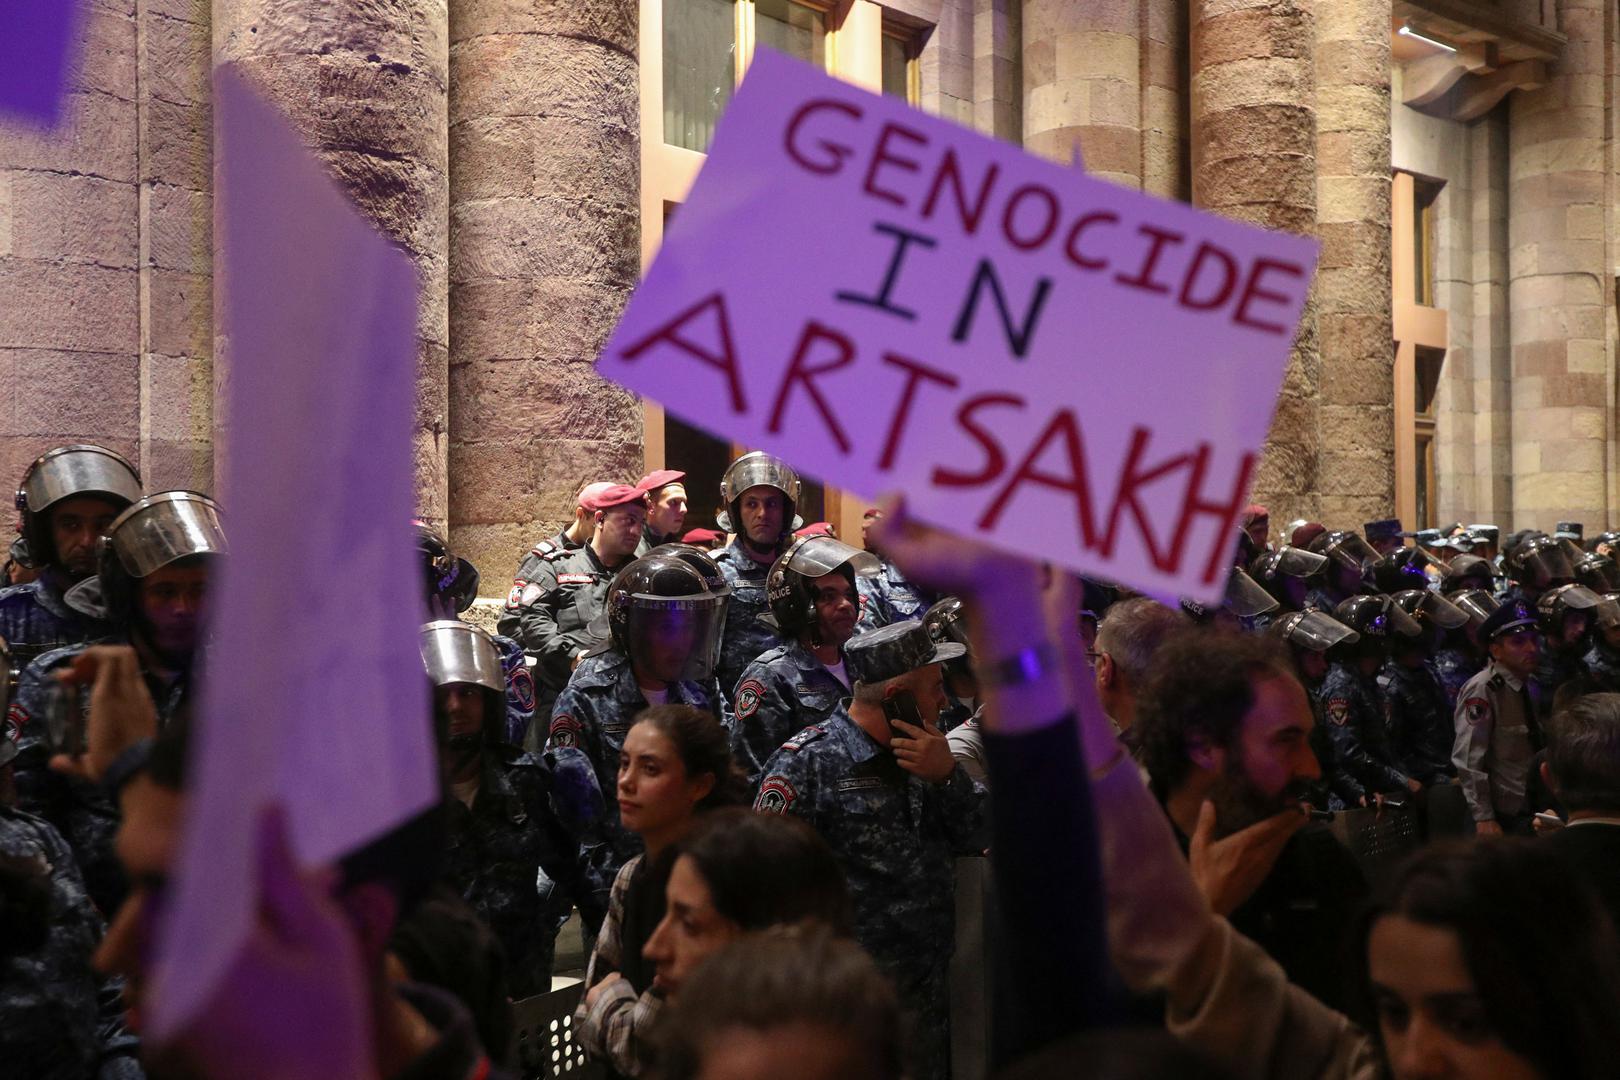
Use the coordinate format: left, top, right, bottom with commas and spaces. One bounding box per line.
636, 469, 686, 493
583, 484, 647, 512
681, 528, 723, 544
795, 522, 836, 538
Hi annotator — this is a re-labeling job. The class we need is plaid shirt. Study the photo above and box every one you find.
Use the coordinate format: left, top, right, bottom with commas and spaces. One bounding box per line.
574, 856, 664, 1076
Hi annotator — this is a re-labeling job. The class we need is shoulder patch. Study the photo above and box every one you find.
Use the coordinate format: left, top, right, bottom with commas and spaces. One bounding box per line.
506, 579, 542, 610
756, 775, 798, 814
735, 679, 767, 720
1464, 697, 1491, 725
531, 541, 557, 558
542, 548, 573, 562
1325, 698, 1350, 726
782, 725, 826, 751
549, 713, 583, 749
508, 665, 536, 713
4, 702, 26, 743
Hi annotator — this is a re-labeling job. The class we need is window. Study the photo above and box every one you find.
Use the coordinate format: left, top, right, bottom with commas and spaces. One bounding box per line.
1412, 177, 1441, 306
661, 0, 735, 153
881, 32, 917, 101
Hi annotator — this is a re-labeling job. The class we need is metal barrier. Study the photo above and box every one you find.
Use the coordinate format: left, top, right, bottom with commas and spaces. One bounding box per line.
512, 980, 603, 1080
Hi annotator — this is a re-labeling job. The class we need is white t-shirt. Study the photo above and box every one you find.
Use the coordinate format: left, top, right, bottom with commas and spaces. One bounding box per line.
825, 659, 851, 688
450, 776, 480, 809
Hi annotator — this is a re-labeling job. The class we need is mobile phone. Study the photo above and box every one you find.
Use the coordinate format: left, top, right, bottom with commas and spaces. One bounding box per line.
43, 680, 85, 758
881, 690, 923, 737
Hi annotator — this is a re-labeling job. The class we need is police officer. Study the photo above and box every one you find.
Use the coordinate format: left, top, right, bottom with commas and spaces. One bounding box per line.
547, 552, 728, 927
1320, 595, 1424, 798
1270, 609, 1367, 811
711, 452, 803, 697
753, 620, 982, 1080
1574, 552, 1620, 597
730, 534, 879, 787
416, 521, 538, 747
420, 620, 588, 997
499, 483, 647, 717
1453, 601, 1543, 836
1250, 545, 1329, 613
1434, 589, 1499, 710
1498, 534, 1571, 609
0, 445, 142, 674
1304, 530, 1378, 612
11, 491, 225, 913
1382, 590, 1470, 785
924, 597, 981, 732
1363, 518, 1406, 558
634, 469, 688, 555
855, 506, 932, 632
1531, 582, 1602, 717
1371, 547, 1441, 595
1441, 553, 1496, 596
1584, 594, 1620, 693
1179, 567, 1279, 631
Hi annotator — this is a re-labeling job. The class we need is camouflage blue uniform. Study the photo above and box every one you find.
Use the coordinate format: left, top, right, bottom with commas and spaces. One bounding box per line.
547, 648, 726, 927
0, 805, 142, 1079
497, 544, 623, 717
0, 571, 110, 677
1303, 682, 1367, 811
1433, 646, 1484, 711
753, 707, 984, 1080
1379, 661, 1455, 784
855, 559, 931, 633
442, 746, 589, 998
1583, 639, 1620, 693
730, 638, 847, 788
1319, 662, 1411, 795
1530, 644, 1584, 721
10, 639, 190, 914
489, 632, 537, 746
712, 542, 784, 701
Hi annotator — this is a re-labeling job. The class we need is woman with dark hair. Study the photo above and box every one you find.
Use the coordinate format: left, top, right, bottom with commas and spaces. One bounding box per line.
642, 807, 852, 997
1353, 840, 1620, 1079
575, 704, 747, 1077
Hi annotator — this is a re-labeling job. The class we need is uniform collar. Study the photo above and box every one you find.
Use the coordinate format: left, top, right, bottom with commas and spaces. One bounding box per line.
605, 648, 700, 707
717, 539, 775, 574
28, 571, 78, 620
827, 705, 880, 763
1489, 659, 1525, 691
785, 637, 842, 678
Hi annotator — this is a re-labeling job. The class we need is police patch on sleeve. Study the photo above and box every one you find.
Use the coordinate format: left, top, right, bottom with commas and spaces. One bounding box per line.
756, 775, 797, 814
506, 579, 542, 610
549, 713, 583, 748
3, 703, 25, 743
735, 679, 766, 720
509, 666, 536, 713
1464, 697, 1490, 725
1326, 698, 1350, 726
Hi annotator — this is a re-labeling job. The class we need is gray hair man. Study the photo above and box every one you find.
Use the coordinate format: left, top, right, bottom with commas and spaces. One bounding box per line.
1093, 596, 1184, 735
1540, 694, 1620, 928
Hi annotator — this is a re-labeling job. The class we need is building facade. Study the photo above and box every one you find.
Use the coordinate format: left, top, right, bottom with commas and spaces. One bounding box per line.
0, 0, 1612, 590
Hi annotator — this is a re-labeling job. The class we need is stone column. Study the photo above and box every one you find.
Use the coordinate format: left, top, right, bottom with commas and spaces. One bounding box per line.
1313, 0, 1392, 526
1022, 0, 1142, 186
1506, 0, 1609, 532
447, 0, 641, 586
212, 1, 451, 520
1191, 0, 1319, 527
973, 0, 1021, 142
0, 2, 141, 486
1140, 0, 1185, 199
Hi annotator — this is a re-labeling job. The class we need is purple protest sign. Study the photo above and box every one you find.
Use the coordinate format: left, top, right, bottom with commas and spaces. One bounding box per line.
0, 0, 83, 127
597, 50, 1317, 603
148, 69, 435, 1036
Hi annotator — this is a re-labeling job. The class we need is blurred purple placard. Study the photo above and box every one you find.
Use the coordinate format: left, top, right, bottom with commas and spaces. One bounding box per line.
0, 0, 83, 127
148, 69, 435, 1036
597, 50, 1317, 604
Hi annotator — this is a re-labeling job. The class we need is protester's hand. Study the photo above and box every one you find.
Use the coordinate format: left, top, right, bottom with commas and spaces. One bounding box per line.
1405, 777, 1423, 793
891, 717, 957, 784
168, 806, 378, 1080
1188, 800, 1307, 917
47, 645, 159, 784
585, 972, 622, 1009
1474, 819, 1503, 837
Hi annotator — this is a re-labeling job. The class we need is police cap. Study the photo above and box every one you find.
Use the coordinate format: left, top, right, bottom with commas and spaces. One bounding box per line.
843, 620, 966, 686
1480, 601, 1538, 642
1364, 518, 1404, 544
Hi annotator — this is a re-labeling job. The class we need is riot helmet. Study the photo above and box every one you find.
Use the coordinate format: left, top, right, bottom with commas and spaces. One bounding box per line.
414, 520, 480, 615
97, 491, 226, 637
1591, 593, 1620, 645
15, 444, 142, 574
420, 620, 507, 766
1575, 553, 1620, 596
923, 595, 977, 688
1271, 609, 1360, 653
648, 542, 730, 596
1319, 531, 1380, 576
1249, 546, 1326, 610
765, 534, 879, 642
1332, 594, 1422, 642
1536, 582, 1602, 647
1588, 531, 1620, 557
1441, 554, 1495, 595
716, 452, 803, 542
1391, 589, 1469, 650
1371, 547, 1439, 595
1180, 568, 1278, 625
1450, 589, 1501, 632
1509, 536, 1574, 591
604, 553, 727, 684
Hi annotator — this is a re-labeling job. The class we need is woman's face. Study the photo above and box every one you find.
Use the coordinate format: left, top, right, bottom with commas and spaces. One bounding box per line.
1367, 915, 1541, 1080
643, 854, 742, 996
616, 724, 707, 839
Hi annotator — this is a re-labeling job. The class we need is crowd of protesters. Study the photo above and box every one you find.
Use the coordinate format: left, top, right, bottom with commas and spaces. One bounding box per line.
3, 442, 1620, 1080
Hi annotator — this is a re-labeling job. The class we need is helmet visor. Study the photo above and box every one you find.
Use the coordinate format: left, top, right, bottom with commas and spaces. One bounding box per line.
1593, 594, 1620, 631
1225, 568, 1279, 618
624, 592, 728, 683
1578, 557, 1620, 595
1406, 590, 1470, 631
721, 454, 803, 507
1277, 609, 1359, 652
1326, 533, 1380, 574
419, 620, 504, 695
1451, 589, 1500, 629
21, 445, 141, 513
107, 492, 227, 578
783, 535, 880, 579
1271, 545, 1328, 579
1518, 543, 1575, 588
1554, 583, 1604, 611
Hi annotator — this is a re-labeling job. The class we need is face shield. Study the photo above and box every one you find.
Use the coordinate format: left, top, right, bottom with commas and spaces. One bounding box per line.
1576, 556, 1620, 595
1324, 532, 1380, 576
782, 535, 880, 579
716, 452, 803, 532
419, 620, 505, 695
1450, 589, 1500, 631
105, 492, 227, 578
624, 592, 727, 683
17, 444, 142, 514
1515, 541, 1575, 589
1592, 594, 1620, 632
1225, 568, 1280, 618
1253, 545, 1328, 581
1275, 609, 1360, 652
1395, 589, 1470, 632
